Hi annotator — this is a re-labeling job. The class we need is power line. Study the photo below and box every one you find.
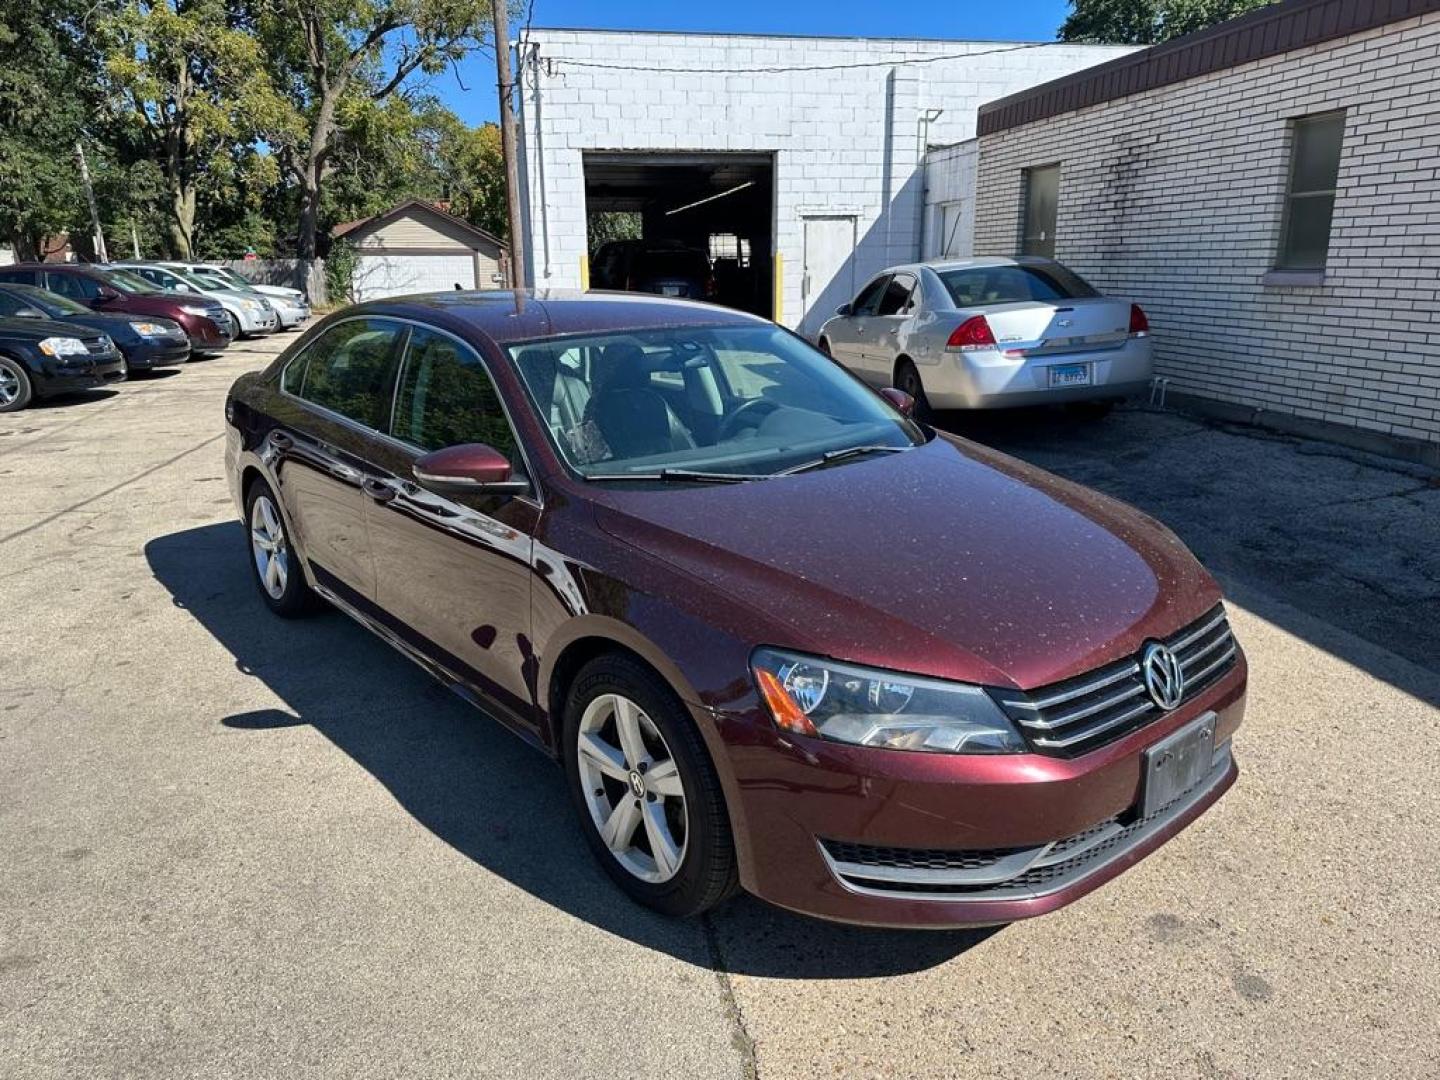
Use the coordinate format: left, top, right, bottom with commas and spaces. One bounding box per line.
548, 40, 1050, 76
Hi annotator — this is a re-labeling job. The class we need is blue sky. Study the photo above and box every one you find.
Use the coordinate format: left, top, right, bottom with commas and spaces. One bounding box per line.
441, 0, 1073, 125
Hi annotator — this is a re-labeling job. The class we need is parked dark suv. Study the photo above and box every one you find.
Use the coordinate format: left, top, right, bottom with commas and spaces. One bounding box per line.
225, 291, 1245, 928
0, 283, 190, 370
0, 314, 125, 412
0, 264, 232, 356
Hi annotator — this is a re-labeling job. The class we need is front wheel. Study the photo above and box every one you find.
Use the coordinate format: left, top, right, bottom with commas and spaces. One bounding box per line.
0, 356, 34, 413
562, 654, 738, 917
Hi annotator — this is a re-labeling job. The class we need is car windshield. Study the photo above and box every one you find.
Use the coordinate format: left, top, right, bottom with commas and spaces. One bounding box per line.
636, 249, 708, 280
104, 269, 162, 294
8, 284, 87, 315
937, 263, 1098, 307
206, 267, 249, 288
192, 269, 240, 290
511, 324, 923, 479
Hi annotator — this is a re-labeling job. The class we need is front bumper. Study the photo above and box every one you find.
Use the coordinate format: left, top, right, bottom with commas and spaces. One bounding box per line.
184, 315, 233, 354
710, 654, 1245, 928
33, 350, 127, 397
235, 307, 279, 335
272, 302, 310, 328
124, 336, 191, 369
921, 336, 1154, 410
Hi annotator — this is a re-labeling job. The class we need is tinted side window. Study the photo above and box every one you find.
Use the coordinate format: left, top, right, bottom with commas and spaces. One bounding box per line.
852, 276, 890, 316
294, 318, 405, 429
0, 269, 39, 286
876, 274, 915, 316
392, 328, 520, 467
0, 291, 27, 316
47, 273, 101, 300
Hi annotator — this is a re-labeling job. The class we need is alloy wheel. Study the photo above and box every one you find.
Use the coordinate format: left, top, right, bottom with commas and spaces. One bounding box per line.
0, 367, 18, 407
250, 494, 289, 600
576, 693, 688, 883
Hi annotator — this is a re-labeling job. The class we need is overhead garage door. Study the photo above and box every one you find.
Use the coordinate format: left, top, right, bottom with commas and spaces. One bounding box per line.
352, 254, 476, 301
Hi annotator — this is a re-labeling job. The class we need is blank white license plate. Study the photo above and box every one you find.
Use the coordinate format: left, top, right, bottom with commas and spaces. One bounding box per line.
1141, 712, 1217, 817
1049, 363, 1092, 387
661, 286, 683, 296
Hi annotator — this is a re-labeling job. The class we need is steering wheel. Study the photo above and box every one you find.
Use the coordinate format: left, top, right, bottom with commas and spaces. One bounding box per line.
717, 398, 779, 441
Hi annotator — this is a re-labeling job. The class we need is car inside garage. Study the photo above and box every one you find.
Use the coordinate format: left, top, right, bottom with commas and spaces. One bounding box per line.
582, 152, 774, 318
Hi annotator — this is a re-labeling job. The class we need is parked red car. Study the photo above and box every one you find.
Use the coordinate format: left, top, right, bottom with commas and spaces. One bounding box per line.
0, 264, 233, 355
224, 292, 1245, 928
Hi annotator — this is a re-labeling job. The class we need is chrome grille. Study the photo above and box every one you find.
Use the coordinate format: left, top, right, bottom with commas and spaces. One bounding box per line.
991, 605, 1238, 758
818, 745, 1232, 901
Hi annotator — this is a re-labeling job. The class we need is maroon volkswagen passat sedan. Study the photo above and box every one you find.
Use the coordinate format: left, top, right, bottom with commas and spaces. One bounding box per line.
224, 291, 1245, 928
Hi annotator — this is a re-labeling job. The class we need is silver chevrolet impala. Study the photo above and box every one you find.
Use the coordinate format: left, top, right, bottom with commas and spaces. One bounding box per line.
817, 257, 1153, 417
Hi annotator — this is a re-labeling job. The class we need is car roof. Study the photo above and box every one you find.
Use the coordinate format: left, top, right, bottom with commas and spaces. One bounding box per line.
345, 289, 767, 347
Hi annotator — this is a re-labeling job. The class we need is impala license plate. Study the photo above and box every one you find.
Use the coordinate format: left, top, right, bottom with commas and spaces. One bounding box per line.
1050, 362, 1092, 387
1141, 712, 1216, 818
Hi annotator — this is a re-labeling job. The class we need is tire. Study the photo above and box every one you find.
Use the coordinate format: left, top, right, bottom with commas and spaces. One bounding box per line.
224, 311, 241, 340
818, 337, 833, 357
0, 355, 34, 413
562, 653, 739, 918
243, 478, 321, 617
894, 358, 933, 423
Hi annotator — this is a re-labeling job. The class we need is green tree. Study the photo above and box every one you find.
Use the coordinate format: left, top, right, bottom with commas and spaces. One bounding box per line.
0, 2, 89, 258
253, 0, 498, 261
97, 0, 292, 257
1060, 0, 1275, 44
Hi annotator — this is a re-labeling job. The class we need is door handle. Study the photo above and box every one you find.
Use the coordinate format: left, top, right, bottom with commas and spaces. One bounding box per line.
362, 478, 397, 504
269, 431, 293, 451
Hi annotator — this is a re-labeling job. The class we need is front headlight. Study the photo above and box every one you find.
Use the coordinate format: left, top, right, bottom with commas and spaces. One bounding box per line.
751, 649, 1024, 754
239, 299, 260, 312
129, 321, 165, 336
180, 304, 212, 316
38, 336, 89, 357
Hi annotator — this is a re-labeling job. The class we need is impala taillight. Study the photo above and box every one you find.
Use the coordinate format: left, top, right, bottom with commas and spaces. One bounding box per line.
1129, 304, 1149, 336
946, 315, 997, 351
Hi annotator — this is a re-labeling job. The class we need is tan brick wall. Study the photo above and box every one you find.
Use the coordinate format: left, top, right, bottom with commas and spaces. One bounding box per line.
973, 14, 1440, 445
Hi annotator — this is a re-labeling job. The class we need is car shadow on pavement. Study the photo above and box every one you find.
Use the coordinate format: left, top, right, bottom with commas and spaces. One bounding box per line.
146, 522, 996, 979
29, 388, 121, 409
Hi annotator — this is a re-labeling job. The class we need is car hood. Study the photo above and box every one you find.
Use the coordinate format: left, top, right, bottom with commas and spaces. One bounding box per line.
0, 315, 104, 342
589, 434, 1220, 690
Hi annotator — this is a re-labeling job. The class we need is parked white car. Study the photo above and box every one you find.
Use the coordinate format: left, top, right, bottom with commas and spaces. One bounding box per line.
817, 257, 1153, 417
111, 263, 278, 338
166, 263, 310, 330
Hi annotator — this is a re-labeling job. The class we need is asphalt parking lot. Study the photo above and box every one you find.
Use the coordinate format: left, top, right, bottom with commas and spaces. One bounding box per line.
3, 335, 1438, 1079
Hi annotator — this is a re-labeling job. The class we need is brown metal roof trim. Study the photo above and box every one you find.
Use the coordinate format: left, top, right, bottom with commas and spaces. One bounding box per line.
978, 0, 1440, 136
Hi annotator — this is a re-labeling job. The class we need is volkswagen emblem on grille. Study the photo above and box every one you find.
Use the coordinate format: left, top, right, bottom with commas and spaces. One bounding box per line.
1141, 642, 1185, 710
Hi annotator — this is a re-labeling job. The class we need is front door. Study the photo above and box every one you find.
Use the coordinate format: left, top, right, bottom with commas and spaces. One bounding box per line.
270, 316, 408, 600
827, 274, 890, 377
801, 215, 855, 339
360, 325, 541, 735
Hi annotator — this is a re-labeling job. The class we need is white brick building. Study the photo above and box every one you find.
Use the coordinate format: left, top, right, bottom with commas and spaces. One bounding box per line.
971, 0, 1440, 459
516, 30, 1131, 337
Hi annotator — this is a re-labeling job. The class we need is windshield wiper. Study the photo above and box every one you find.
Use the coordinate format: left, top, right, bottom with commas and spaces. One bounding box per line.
775, 444, 910, 477
585, 468, 767, 484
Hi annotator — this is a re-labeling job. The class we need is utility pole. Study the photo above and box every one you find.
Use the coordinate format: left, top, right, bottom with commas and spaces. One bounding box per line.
75, 141, 108, 263
491, 0, 527, 288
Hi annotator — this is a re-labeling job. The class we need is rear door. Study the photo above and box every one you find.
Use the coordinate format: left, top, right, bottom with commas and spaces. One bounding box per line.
860, 272, 917, 384
272, 317, 408, 601
361, 325, 542, 734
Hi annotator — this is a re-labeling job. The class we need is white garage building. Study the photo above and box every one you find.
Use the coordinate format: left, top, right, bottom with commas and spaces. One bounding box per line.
515, 30, 1133, 337
333, 199, 507, 301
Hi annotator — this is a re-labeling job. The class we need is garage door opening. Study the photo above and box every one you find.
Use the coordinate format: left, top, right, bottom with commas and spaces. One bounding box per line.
583, 152, 774, 318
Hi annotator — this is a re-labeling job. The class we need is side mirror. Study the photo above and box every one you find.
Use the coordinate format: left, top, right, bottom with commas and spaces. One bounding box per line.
174, 282, 191, 292
92, 286, 119, 306
835, 303, 852, 317
880, 387, 916, 418
14, 307, 45, 319
413, 443, 527, 495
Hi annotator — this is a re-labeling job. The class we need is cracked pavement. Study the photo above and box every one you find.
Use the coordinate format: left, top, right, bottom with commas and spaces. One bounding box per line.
2, 338, 1438, 1079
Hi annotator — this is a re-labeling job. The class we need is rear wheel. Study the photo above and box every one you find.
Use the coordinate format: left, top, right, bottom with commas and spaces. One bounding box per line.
0, 356, 33, 413
818, 337, 833, 357
244, 479, 320, 617
894, 358, 933, 423
562, 654, 738, 917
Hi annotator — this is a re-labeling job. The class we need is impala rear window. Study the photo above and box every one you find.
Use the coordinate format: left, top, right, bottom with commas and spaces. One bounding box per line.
938, 264, 1097, 308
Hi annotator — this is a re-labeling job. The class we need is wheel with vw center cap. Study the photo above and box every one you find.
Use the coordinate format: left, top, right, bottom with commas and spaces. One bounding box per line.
563, 654, 738, 915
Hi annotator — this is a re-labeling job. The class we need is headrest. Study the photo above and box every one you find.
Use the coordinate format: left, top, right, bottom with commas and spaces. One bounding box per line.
594, 342, 651, 392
